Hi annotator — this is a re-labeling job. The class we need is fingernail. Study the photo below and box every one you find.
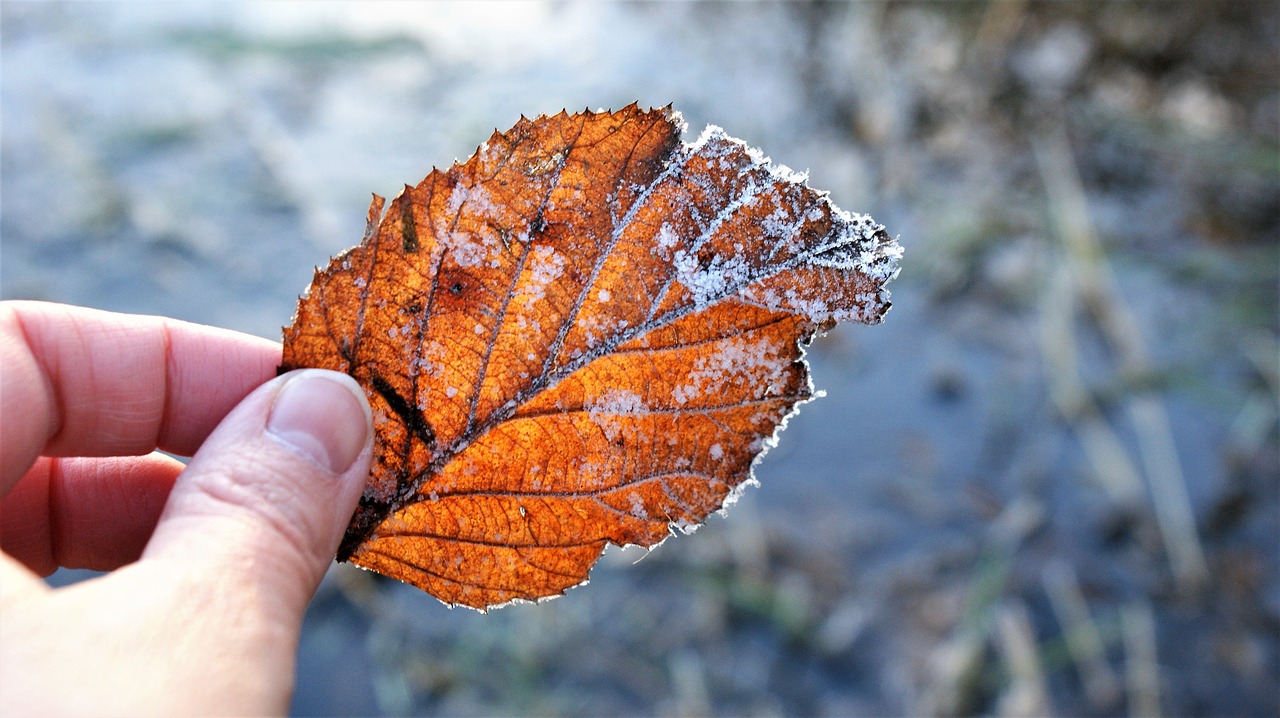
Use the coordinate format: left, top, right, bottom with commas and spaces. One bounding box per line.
266, 370, 372, 474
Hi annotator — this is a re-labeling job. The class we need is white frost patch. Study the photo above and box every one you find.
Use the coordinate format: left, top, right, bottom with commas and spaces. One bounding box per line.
442, 183, 501, 268
421, 340, 448, 377
445, 386, 458, 398
672, 335, 788, 406
522, 244, 566, 309
655, 222, 680, 258
673, 249, 750, 305
409, 353, 441, 378
746, 284, 835, 323
447, 181, 497, 216
362, 471, 400, 505
589, 387, 647, 414
709, 443, 724, 460
672, 517, 701, 535
586, 387, 648, 442
573, 311, 629, 351
758, 204, 807, 257
597, 288, 611, 303
628, 492, 648, 520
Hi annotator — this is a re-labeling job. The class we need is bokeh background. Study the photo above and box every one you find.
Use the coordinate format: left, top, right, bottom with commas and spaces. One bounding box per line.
3, 1, 1276, 715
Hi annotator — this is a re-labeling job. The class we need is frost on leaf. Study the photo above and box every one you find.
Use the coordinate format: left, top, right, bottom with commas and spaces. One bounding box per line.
280, 104, 902, 610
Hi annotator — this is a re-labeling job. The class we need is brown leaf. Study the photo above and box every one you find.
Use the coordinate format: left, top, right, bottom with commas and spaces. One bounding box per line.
280, 104, 901, 609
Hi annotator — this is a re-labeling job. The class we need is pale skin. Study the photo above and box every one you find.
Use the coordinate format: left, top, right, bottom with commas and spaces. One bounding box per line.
0, 300, 375, 716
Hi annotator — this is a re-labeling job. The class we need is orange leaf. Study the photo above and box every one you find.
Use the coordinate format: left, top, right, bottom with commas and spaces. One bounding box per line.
280, 105, 901, 609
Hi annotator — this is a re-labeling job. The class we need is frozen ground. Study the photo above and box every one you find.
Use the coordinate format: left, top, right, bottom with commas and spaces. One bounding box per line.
2, 2, 1276, 715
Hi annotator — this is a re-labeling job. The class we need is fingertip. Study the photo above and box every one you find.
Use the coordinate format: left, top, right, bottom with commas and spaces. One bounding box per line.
266, 370, 373, 477
143, 369, 373, 614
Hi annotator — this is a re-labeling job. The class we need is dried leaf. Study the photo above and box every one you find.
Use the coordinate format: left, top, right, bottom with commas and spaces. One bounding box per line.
281, 105, 901, 609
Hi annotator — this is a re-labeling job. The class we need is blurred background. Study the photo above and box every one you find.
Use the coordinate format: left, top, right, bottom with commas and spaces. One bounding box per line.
2, 1, 1276, 715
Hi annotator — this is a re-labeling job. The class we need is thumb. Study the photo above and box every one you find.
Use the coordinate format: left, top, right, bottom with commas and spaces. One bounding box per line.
144, 368, 373, 617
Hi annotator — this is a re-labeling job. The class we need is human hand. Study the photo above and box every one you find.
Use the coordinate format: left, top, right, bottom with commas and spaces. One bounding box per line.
0, 301, 374, 716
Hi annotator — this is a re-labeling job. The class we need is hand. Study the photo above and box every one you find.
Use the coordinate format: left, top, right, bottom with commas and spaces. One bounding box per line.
0, 301, 373, 716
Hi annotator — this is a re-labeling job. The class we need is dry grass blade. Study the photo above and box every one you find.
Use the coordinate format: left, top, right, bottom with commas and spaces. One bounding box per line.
1122, 601, 1162, 718
1039, 259, 1146, 508
1243, 334, 1279, 397
994, 601, 1051, 717
920, 627, 989, 718
918, 498, 1045, 716
668, 650, 712, 718
1042, 560, 1121, 710
1035, 129, 1208, 593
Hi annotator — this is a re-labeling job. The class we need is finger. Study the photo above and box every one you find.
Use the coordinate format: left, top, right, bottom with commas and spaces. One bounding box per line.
0, 454, 184, 576
0, 301, 280, 493
144, 369, 373, 620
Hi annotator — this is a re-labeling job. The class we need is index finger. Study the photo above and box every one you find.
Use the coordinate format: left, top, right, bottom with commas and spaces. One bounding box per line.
0, 301, 281, 493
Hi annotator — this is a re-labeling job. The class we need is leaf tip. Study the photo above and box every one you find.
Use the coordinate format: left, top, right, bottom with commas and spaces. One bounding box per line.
363, 194, 386, 243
